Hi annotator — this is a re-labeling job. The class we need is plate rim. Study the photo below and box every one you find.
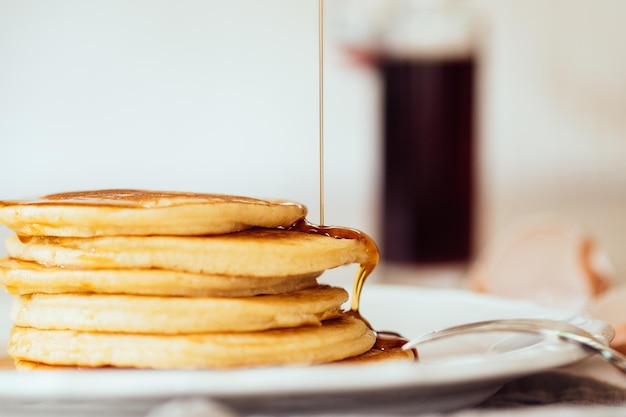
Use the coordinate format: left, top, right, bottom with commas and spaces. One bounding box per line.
0, 284, 611, 400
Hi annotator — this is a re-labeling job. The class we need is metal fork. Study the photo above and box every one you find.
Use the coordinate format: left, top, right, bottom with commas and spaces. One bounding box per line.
402, 318, 626, 373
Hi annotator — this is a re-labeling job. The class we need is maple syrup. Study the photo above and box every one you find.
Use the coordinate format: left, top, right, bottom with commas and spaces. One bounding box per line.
285, 219, 416, 359
287, 219, 378, 313
373, 1, 477, 264
315, 0, 416, 360
318, 0, 325, 226
380, 57, 475, 263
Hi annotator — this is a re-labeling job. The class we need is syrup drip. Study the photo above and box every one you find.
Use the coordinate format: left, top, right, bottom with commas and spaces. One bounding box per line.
318, 0, 325, 226
16, 234, 32, 244
313, 0, 373, 315
311, 0, 415, 360
287, 219, 378, 312
286, 220, 417, 359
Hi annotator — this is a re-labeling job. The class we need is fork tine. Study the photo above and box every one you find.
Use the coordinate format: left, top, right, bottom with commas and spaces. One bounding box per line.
403, 318, 592, 350
402, 318, 626, 373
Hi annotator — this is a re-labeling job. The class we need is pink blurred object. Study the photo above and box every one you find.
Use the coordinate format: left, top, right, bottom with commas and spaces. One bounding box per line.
468, 214, 614, 310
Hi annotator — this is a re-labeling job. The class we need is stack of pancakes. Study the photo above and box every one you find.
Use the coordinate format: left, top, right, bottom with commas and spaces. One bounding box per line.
0, 189, 413, 369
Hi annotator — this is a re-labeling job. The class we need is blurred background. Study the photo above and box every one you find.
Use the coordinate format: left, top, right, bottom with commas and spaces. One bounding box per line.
1, 0, 626, 344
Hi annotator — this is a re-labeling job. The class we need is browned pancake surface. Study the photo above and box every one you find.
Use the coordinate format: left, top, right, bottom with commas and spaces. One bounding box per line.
0, 258, 320, 296
6, 229, 371, 277
0, 189, 306, 236
9, 315, 376, 369
11, 286, 348, 333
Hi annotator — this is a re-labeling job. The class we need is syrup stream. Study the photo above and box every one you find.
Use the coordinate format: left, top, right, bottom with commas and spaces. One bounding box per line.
314, 1, 415, 358
318, 0, 325, 226
315, 0, 369, 316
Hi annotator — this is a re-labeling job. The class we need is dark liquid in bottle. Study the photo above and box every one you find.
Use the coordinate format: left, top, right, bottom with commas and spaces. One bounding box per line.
380, 57, 475, 264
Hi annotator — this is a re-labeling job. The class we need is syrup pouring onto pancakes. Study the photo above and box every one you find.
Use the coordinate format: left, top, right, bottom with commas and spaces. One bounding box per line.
0, 1, 415, 369
313, 0, 415, 359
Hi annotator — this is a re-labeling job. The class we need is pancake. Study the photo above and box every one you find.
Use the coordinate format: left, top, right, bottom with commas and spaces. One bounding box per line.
6, 228, 373, 277
14, 344, 417, 370
8, 315, 376, 369
1, 189, 395, 371
11, 286, 348, 334
0, 259, 320, 297
0, 189, 306, 237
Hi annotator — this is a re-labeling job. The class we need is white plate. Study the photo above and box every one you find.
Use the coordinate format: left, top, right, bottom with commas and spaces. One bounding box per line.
0, 284, 612, 416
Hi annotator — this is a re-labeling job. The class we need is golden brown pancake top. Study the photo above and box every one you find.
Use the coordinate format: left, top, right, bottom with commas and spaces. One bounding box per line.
0, 189, 304, 209
0, 189, 307, 237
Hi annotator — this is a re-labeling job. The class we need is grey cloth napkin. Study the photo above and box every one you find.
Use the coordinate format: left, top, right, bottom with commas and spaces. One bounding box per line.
242, 371, 626, 416
145, 371, 626, 417
477, 371, 626, 409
